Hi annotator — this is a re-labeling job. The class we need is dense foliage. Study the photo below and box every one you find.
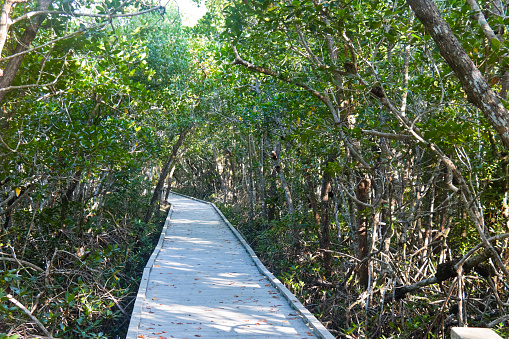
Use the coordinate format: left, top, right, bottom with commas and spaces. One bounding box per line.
1, 0, 509, 338
172, 0, 509, 338
0, 1, 193, 337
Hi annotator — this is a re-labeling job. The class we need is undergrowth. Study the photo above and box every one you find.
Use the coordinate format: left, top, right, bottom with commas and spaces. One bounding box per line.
215, 202, 509, 339
0, 176, 166, 338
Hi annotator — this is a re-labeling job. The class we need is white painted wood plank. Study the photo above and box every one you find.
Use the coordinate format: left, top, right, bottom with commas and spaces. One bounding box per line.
127, 193, 334, 339
451, 327, 503, 339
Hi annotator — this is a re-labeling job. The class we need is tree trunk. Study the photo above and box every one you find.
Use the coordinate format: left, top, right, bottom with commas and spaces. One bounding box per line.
259, 135, 267, 221
270, 142, 295, 214
143, 125, 194, 223
164, 163, 177, 201
356, 178, 371, 289
305, 171, 321, 226
267, 165, 277, 222
407, 0, 509, 150
0, 0, 26, 58
226, 148, 237, 204
320, 156, 335, 275
247, 135, 256, 202
246, 135, 255, 228
0, 0, 52, 104
212, 145, 225, 200
383, 179, 394, 255
422, 185, 435, 263
61, 169, 82, 220
270, 140, 298, 248
242, 160, 255, 229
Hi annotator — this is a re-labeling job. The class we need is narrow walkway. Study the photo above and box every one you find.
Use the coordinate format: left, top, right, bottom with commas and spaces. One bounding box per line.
127, 193, 333, 339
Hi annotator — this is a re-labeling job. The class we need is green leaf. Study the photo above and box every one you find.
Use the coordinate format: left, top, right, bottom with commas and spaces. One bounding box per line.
491, 38, 501, 51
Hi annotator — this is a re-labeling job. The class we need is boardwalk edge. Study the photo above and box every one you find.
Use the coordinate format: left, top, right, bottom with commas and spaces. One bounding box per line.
126, 203, 174, 339
169, 191, 336, 339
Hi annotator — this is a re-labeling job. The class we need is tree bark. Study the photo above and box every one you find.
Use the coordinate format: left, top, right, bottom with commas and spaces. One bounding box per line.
320, 155, 335, 275
164, 163, 177, 201
60, 169, 82, 220
0, 0, 27, 59
246, 135, 255, 229
267, 165, 277, 222
270, 142, 295, 215
0, 0, 51, 104
356, 178, 370, 288
270, 141, 299, 248
259, 135, 267, 221
305, 171, 321, 226
407, 0, 509, 150
212, 145, 225, 200
143, 125, 194, 223
226, 148, 237, 204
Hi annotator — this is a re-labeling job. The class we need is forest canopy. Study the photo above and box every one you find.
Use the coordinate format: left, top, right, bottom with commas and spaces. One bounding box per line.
1, 0, 509, 338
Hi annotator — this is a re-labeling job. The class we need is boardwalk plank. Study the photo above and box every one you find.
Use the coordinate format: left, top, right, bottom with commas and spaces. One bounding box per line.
127, 193, 334, 339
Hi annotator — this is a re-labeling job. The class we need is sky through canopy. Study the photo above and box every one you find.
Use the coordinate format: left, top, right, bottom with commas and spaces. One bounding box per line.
171, 0, 207, 26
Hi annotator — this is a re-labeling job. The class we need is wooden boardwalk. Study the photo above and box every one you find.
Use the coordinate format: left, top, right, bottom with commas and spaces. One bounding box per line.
127, 193, 334, 339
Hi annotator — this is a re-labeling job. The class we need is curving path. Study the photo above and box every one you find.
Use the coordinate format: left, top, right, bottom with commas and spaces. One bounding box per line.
126, 192, 334, 339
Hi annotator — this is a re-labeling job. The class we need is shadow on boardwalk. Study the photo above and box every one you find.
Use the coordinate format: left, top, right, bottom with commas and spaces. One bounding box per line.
127, 193, 334, 339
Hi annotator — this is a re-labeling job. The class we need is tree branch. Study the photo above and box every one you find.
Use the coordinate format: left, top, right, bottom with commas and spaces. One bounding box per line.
361, 129, 411, 141
0, 50, 69, 92
0, 256, 44, 271
231, 44, 341, 122
10, 6, 165, 26
0, 23, 103, 62
0, 184, 34, 216
7, 293, 53, 338
407, 0, 509, 150
390, 234, 509, 301
465, 0, 499, 43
